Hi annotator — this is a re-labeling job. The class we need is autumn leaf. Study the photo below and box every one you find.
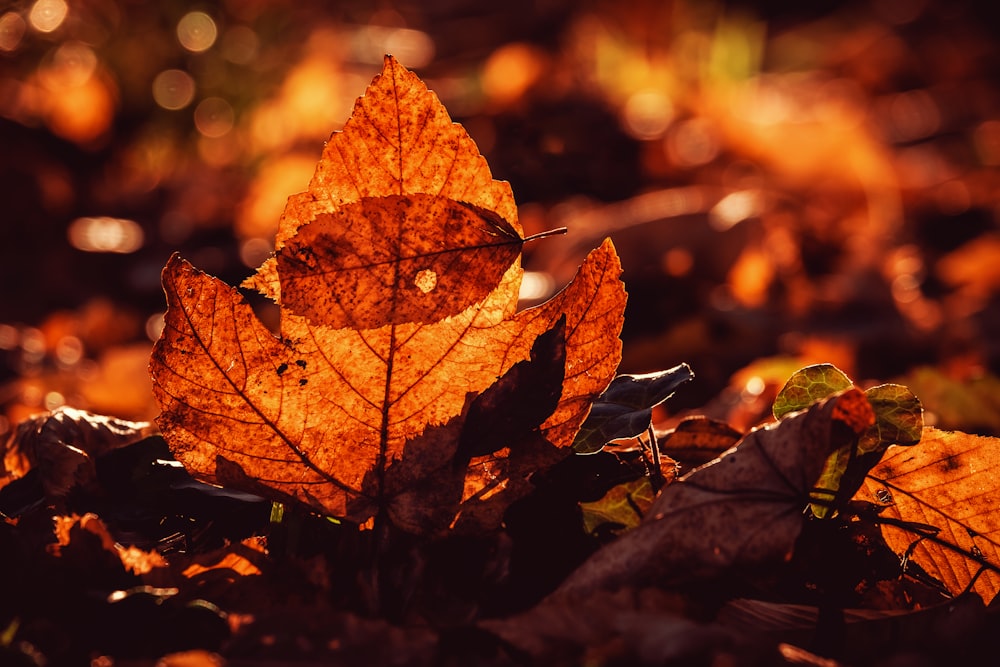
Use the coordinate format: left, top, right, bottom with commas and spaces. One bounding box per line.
276, 194, 525, 329
149, 57, 627, 534
555, 389, 874, 597
658, 416, 744, 472
1, 407, 153, 499
857, 427, 1000, 602
243, 55, 518, 302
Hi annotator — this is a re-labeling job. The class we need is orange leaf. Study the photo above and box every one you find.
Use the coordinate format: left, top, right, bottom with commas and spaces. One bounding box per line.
244, 55, 517, 301
150, 58, 627, 534
858, 427, 1000, 601
277, 194, 523, 329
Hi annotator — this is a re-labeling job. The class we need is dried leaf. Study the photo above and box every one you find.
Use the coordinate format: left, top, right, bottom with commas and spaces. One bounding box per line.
277, 194, 524, 329
244, 55, 517, 301
1, 407, 153, 498
658, 416, 743, 470
150, 58, 627, 534
857, 427, 1000, 601
556, 389, 874, 597
573, 364, 694, 454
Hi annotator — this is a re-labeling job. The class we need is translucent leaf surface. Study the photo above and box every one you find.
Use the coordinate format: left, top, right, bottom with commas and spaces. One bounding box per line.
858, 427, 1000, 602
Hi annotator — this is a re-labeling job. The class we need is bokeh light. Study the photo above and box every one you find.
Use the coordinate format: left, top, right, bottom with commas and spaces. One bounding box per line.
152, 69, 196, 110
221, 25, 259, 64
29, 0, 67, 33
622, 89, 674, 140
194, 97, 235, 137
177, 11, 218, 53
67, 217, 144, 253
482, 43, 546, 106
0, 12, 26, 51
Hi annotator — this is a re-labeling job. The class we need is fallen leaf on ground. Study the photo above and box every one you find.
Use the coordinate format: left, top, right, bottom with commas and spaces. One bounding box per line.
555, 389, 874, 597
580, 476, 658, 536
1, 407, 154, 498
149, 56, 627, 534
857, 427, 1000, 602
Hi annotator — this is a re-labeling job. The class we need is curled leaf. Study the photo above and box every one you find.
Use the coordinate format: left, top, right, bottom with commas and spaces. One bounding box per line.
572, 364, 694, 454
1, 407, 153, 499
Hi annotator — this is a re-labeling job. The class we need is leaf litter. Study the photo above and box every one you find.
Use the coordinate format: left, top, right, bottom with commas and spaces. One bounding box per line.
3, 56, 1000, 666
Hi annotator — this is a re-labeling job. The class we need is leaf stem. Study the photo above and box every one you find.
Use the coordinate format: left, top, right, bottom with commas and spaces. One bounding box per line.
523, 227, 568, 243
648, 423, 662, 488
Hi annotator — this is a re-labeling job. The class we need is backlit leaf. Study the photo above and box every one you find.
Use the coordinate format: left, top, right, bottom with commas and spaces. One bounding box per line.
580, 476, 657, 536
244, 55, 517, 302
150, 58, 627, 534
276, 194, 524, 329
772, 363, 853, 420
857, 427, 1000, 602
774, 366, 924, 518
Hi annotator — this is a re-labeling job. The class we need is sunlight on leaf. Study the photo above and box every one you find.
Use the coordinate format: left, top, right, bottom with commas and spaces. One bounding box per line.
580, 476, 657, 536
857, 427, 1000, 602
244, 55, 518, 301
774, 365, 923, 519
150, 57, 627, 534
772, 363, 853, 420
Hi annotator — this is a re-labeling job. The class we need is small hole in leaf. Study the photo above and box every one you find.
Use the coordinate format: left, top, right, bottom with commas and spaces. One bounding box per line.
414, 269, 437, 294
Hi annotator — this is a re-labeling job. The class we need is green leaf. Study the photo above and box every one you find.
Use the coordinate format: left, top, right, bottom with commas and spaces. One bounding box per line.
859, 383, 923, 454
808, 380, 923, 518
773, 363, 853, 420
572, 364, 694, 454
580, 476, 656, 536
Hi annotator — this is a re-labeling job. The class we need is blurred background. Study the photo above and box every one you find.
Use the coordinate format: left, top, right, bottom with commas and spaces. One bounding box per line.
2, 0, 1000, 439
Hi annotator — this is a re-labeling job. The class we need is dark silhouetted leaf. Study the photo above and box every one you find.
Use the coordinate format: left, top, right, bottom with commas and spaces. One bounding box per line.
572, 364, 694, 454
556, 389, 874, 596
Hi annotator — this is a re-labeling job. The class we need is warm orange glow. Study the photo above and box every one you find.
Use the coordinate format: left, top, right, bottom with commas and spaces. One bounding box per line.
727, 245, 773, 308
622, 89, 674, 140
236, 153, 316, 239
662, 247, 694, 277
67, 217, 144, 253
482, 43, 547, 106
710, 190, 761, 230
